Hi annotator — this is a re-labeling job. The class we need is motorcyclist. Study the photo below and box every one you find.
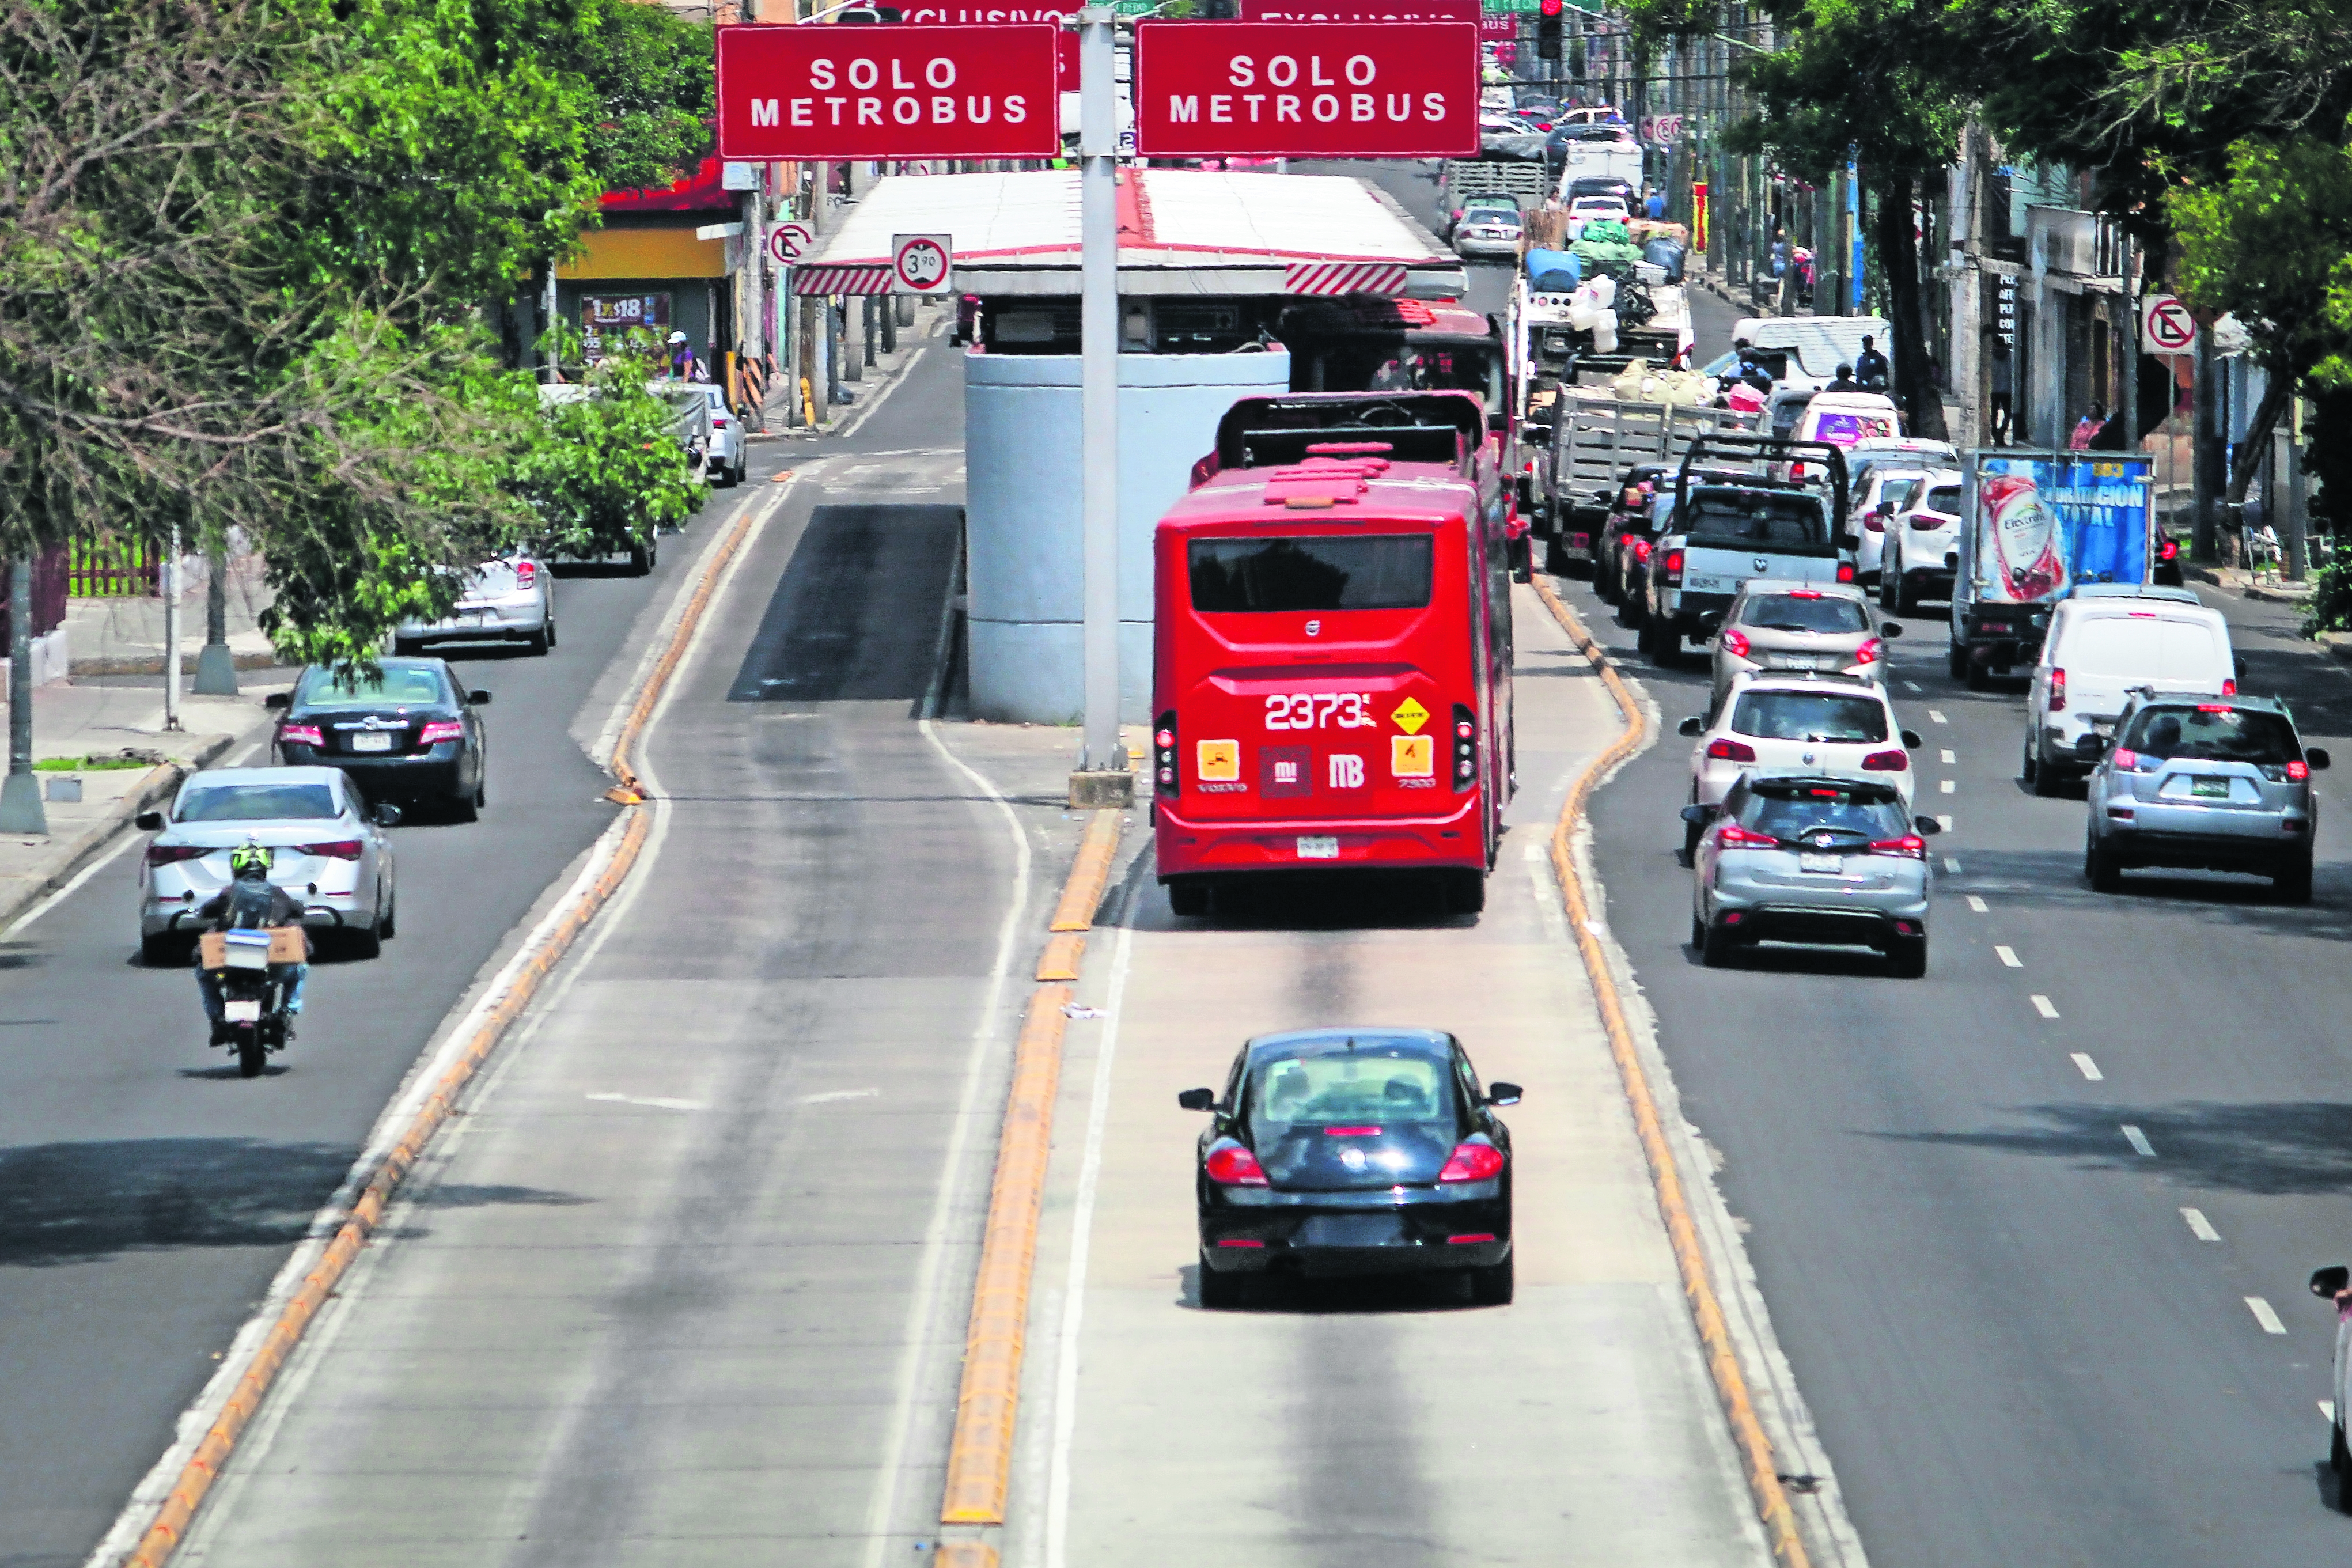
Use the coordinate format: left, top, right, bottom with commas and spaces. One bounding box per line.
1853, 335, 1891, 391
1824, 364, 1864, 394
196, 842, 310, 1044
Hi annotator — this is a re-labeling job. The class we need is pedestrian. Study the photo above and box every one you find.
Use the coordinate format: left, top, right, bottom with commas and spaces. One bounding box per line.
1824, 364, 1862, 394
1984, 331, 2013, 445
666, 329, 692, 380
1853, 334, 1891, 390
2069, 402, 2105, 450
1645, 185, 1665, 221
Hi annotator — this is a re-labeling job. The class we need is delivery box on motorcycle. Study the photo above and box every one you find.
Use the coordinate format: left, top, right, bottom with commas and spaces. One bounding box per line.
199, 928, 308, 969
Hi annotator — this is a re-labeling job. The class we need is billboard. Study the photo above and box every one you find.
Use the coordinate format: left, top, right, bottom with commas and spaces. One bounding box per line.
715, 23, 1061, 161
1130, 21, 1480, 158
1966, 452, 2152, 604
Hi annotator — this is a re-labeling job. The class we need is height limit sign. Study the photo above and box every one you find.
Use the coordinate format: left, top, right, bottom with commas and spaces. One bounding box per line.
2141, 293, 2198, 355
893, 234, 953, 295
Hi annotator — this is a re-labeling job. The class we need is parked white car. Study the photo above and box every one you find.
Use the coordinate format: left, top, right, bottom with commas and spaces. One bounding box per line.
1677, 672, 1922, 853
690, 384, 748, 486
2023, 586, 2239, 795
1878, 471, 1965, 615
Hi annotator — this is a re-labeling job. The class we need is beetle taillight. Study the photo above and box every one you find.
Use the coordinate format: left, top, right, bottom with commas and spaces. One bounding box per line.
1437, 1141, 1505, 1182
1204, 1143, 1268, 1186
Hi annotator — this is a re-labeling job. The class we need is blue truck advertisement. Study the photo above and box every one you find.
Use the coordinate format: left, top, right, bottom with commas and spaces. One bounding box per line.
1953, 451, 2154, 679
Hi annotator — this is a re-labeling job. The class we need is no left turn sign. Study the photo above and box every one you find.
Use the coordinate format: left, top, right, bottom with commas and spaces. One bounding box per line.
2141, 293, 2198, 355
892, 233, 953, 296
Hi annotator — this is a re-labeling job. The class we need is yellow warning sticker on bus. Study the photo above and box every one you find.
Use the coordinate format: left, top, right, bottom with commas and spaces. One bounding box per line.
1196, 739, 1240, 782
1391, 696, 1430, 734
1392, 734, 1434, 777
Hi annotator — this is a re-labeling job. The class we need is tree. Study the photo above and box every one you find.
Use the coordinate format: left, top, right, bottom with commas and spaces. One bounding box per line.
510, 340, 709, 565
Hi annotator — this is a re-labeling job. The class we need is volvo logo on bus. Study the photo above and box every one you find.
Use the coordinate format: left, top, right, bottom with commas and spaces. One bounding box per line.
1305, 619, 1321, 636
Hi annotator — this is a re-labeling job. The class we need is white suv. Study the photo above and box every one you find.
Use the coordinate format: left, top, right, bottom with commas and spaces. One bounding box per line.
693, 385, 748, 486
2023, 587, 2238, 795
1878, 470, 1964, 615
1677, 672, 1922, 853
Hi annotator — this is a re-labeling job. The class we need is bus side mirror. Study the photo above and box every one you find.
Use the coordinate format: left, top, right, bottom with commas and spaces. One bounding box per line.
1677, 717, 1705, 737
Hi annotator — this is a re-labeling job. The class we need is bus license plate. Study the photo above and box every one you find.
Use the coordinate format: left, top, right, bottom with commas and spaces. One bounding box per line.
224, 999, 262, 1022
1800, 852, 1843, 874
350, 733, 395, 752
1296, 835, 1339, 859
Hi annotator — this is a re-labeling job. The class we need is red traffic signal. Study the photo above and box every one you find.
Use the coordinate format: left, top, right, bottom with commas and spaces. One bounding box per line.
1539, 0, 1563, 14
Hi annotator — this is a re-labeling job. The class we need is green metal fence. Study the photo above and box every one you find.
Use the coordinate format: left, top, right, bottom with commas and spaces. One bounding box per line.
67, 536, 159, 598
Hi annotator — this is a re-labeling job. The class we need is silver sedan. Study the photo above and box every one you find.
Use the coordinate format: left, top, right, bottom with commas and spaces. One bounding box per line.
1710, 580, 1902, 714
395, 555, 555, 656
1685, 771, 1941, 976
137, 766, 400, 964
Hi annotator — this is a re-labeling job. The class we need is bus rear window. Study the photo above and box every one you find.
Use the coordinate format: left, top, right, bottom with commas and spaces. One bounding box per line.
1188, 535, 1434, 612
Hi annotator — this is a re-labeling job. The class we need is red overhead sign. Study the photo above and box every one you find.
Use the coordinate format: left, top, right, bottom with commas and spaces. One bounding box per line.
715, 23, 1061, 160
1239, 0, 1474, 17
1131, 22, 1480, 158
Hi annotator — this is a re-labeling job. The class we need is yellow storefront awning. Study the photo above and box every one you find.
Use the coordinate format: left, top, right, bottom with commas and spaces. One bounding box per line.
558, 226, 726, 281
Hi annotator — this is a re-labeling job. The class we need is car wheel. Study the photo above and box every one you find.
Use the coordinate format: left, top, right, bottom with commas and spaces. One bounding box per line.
524, 627, 550, 656
140, 931, 182, 968
2275, 852, 2315, 904
1948, 639, 1968, 680
1700, 919, 1737, 968
451, 787, 479, 824
1683, 816, 1702, 861
378, 886, 396, 941
2332, 1416, 2349, 1478
1880, 560, 1899, 612
1888, 935, 1927, 979
546, 616, 558, 650
2020, 732, 2039, 787
1544, 536, 1571, 576
1468, 1250, 1515, 1306
2085, 829, 2122, 893
1963, 659, 1988, 691
2031, 745, 2066, 797
344, 921, 382, 960
1690, 910, 1706, 949
1198, 1252, 1245, 1310
628, 543, 652, 575
1894, 571, 1919, 617
1166, 879, 1210, 918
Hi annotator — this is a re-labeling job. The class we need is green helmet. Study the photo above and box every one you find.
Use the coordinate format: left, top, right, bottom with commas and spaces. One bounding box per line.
229, 842, 274, 878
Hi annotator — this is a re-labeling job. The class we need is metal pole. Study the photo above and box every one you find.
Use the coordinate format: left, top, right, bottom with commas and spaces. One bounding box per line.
162, 524, 183, 732
0, 550, 43, 834
194, 546, 237, 695
1078, 5, 1122, 779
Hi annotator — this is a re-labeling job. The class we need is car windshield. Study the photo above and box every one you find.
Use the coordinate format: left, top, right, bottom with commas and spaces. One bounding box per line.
1684, 490, 1828, 548
1189, 535, 1434, 612
1731, 691, 1890, 743
295, 663, 450, 710
1249, 1041, 1457, 1131
177, 782, 340, 822
1737, 783, 1908, 839
1742, 593, 1870, 634
2122, 705, 2299, 765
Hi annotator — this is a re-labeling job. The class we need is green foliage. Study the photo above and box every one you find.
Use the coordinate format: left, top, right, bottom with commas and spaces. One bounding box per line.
2299, 535, 2352, 634
512, 339, 708, 563
2170, 132, 2352, 385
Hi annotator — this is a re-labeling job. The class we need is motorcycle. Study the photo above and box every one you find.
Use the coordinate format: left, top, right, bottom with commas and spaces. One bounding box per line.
202, 927, 301, 1078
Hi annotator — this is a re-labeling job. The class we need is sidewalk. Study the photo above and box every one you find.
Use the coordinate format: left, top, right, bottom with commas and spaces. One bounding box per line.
0, 677, 281, 930
68, 555, 279, 677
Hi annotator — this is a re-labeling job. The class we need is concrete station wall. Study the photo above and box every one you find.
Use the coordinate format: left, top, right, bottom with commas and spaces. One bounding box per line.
965, 347, 1293, 725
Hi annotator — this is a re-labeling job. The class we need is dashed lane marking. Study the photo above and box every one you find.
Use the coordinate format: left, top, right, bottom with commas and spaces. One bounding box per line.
2181, 1207, 2220, 1242
1940, 749, 1956, 764
1995, 945, 2021, 967
1903, 680, 1923, 692
1940, 779, 1956, 794
1944, 855, 1963, 873
2071, 1053, 2102, 1081
1929, 709, 1949, 724
1965, 895, 1988, 912
585, 1092, 706, 1111
2324, 1401, 2338, 1423
2031, 994, 2060, 1018
2248, 1297, 2288, 1335
1936, 815, 1954, 831
2122, 1124, 2156, 1156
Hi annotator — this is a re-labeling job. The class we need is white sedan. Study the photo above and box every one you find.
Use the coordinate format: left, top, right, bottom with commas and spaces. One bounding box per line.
1676, 673, 1921, 851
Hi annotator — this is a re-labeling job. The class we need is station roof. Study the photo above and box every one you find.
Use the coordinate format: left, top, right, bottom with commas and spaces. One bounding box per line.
796, 169, 1468, 299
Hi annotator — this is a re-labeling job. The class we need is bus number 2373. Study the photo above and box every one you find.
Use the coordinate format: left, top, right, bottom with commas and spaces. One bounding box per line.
1265, 694, 1377, 730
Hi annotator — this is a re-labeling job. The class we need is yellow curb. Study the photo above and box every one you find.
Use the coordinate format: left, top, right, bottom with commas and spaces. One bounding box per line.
931, 1544, 997, 1568
124, 502, 768, 1568
1532, 574, 1814, 1568
1034, 931, 1085, 982
1047, 811, 1122, 931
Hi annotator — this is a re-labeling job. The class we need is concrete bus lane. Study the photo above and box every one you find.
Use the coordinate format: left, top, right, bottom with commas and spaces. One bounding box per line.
1552, 562, 2352, 1567
171, 346, 1075, 1565
0, 466, 817, 1566
1016, 584, 1775, 1568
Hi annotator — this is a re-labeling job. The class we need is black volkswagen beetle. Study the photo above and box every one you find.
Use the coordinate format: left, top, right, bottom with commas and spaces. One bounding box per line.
1179, 1028, 1519, 1308
268, 657, 491, 820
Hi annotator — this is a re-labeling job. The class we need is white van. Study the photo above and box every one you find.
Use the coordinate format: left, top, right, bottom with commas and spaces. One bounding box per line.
2024, 588, 2239, 794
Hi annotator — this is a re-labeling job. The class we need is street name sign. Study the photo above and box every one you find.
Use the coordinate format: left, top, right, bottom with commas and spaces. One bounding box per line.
2141, 293, 2198, 355
892, 233, 955, 294
715, 23, 1060, 160
1130, 21, 1479, 158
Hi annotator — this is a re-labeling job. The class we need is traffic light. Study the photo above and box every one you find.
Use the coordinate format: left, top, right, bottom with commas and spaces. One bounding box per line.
1536, 0, 1563, 60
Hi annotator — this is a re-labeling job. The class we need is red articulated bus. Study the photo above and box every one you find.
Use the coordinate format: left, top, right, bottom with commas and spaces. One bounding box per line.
1151, 392, 1516, 918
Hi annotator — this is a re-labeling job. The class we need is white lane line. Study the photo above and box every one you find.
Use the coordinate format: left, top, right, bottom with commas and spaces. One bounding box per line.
2031, 994, 2059, 1018
1940, 749, 1956, 764
1528, 858, 1568, 942
2181, 1207, 2220, 1242
2247, 1297, 2288, 1335
800, 1088, 881, 1104
1929, 709, 1949, 724
1944, 855, 1963, 873
1965, 895, 1988, 912
2122, 1124, 2156, 1157
1903, 680, 1922, 692
1936, 815, 1955, 831
1995, 945, 2022, 967
584, 1092, 706, 1112
1939, 779, 1956, 794
2324, 1400, 2338, 1423
1046, 919, 1136, 1568
2070, 1053, 2103, 1081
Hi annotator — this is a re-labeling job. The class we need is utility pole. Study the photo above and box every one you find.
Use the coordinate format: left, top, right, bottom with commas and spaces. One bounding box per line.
162, 524, 183, 733
194, 546, 237, 695
0, 552, 44, 834
1070, 3, 1129, 807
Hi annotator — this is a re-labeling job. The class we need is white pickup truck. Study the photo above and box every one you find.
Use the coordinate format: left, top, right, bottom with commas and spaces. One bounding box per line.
1640, 435, 1855, 661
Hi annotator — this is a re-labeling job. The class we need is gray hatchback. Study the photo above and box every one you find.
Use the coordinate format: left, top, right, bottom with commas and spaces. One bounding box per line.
1686, 771, 1942, 976
2080, 691, 2329, 901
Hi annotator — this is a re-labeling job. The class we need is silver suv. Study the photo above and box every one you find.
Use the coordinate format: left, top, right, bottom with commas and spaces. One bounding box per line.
1684, 771, 1942, 976
2081, 691, 2330, 902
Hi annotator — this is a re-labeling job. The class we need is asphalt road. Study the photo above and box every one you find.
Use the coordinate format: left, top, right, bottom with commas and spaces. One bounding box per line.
173, 337, 1041, 1564
0, 440, 788, 1567
1545, 284, 2352, 1559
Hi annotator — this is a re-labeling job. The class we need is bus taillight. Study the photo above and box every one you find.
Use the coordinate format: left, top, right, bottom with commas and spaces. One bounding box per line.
1154, 710, 1178, 789
1453, 705, 1477, 789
